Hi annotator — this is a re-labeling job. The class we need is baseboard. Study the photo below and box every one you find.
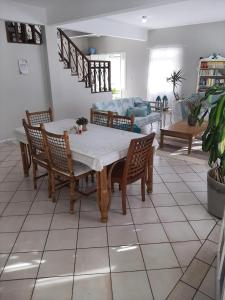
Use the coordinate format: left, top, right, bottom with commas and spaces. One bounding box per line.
0, 137, 17, 144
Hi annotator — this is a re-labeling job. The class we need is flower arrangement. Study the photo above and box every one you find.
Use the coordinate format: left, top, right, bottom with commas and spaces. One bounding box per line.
76, 117, 88, 132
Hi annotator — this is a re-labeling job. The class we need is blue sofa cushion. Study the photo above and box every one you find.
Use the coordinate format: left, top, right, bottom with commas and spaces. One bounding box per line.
127, 107, 147, 117
134, 102, 151, 114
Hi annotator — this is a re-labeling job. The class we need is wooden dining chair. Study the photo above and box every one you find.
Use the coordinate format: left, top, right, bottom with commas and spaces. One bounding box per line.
22, 119, 50, 195
41, 128, 93, 213
110, 114, 134, 132
109, 133, 155, 215
90, 108, 111, 127
26, 107, 53, 126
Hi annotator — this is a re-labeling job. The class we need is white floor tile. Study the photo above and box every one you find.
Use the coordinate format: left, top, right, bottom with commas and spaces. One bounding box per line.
73, 273, 112, 300
167, 281, 196, 300
172, 241, 201, 267
173, 192, 200, 205
110, 245, 144, 272
136, 223, 168, 244
199, 267, 216, 299
77, 227, 107, 248
45, 229, 77, 250
180, 205, 213, 221
156, 206, 186, 222
190, 220, 216, 240
112, 271, 153, 300
51, 213, 79, 229
0, 232, 17, 253
107, 225, 138, 246
0, 279, 35, 300
38, 250, 75, 277
163, 221, 198, 242
151, 193, 176, 207
141, 243, 179, 269
75, 247, 109, 275
182, 259, 209, 289
13, 231, 48, 252
32, 276, 73, 300
1, 251, 41, 280
148, 268, 182, 300
131, 208, 159, 224
22, 214, 52, 231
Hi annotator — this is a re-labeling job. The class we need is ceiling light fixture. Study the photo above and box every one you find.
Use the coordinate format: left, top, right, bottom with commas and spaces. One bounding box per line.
142, 16, 148, 23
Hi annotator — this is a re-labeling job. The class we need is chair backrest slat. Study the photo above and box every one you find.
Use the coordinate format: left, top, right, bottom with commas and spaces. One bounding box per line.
26, 107, 53, 126
124, 133, 155, 183
90, 109, 111, 127
42, 129, 73, 176
23, 119, 44, 155
110, 114, 134, 132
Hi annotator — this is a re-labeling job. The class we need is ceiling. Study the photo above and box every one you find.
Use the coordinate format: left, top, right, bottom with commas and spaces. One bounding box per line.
106, 0, 225, 29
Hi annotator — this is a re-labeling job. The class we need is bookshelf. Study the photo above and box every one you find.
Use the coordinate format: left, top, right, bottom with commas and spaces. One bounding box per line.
197, 54, 225, 93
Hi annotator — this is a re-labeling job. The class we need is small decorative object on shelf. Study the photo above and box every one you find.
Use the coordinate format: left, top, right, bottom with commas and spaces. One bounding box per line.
155, 96, 162, 110
5, 21, 42, 45
197, 54, 225, 94
162, 95, 169, 110
76, 117, 88, 132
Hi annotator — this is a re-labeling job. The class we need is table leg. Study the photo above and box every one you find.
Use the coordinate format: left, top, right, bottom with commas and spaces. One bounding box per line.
97, 167, 109, 223
188, 138, 193, 155
146, 147, 153, 193
20, 142, 30, 177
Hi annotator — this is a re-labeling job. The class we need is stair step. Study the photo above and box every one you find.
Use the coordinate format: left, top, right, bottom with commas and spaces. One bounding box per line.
71, 73, 78, 76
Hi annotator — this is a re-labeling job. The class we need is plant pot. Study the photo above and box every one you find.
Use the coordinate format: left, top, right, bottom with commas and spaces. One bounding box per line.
187, 114, 197, 126
207, 169, 225, 219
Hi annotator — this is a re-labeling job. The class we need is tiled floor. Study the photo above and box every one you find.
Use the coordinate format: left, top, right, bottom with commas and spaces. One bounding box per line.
0, 142, 219, 300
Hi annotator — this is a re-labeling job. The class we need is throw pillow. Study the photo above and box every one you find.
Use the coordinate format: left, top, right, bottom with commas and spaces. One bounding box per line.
127, 107, 147, 117
134, 102, 151, 114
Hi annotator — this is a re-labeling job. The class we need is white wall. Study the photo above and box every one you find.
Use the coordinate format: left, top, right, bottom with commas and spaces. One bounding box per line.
0, 20, 51, 140
71, 37, 89, 54
148, 21, 225, 97
0, 0, 46, 24
89, 36, 149, 99
45, 26, 112, 121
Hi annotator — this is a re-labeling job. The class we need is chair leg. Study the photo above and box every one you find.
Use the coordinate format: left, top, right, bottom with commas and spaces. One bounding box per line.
32, 162, 37, 190
121, 185, 127, 215
48, 171, 52, 198
141, 177, 146, 202
69, 180, 76, 214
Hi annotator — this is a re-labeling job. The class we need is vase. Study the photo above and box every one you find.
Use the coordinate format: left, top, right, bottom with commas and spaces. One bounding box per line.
83, 124, 87, 131
187, 114, 197, 126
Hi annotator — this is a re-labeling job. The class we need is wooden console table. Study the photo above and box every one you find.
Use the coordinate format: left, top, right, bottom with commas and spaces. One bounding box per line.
160, 121, 207, 154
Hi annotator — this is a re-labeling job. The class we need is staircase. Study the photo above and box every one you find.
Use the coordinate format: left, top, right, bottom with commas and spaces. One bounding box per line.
57, 28, 111, 93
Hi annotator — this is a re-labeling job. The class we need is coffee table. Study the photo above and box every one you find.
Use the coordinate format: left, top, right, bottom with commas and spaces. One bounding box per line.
160, 121, 207, 154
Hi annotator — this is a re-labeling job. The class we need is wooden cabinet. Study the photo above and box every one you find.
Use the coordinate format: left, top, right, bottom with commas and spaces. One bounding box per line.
197, 54, 225, 93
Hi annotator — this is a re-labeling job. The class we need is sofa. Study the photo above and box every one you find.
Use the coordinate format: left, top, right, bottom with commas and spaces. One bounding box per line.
92, 97, 163, 133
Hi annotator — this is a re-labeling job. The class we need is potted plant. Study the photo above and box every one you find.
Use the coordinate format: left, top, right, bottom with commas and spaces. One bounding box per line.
167, 70, 185, 121
167, 69, 185, 101
195, 85, 225, 218
184, 93, 208, 126
76, 117, 88, 131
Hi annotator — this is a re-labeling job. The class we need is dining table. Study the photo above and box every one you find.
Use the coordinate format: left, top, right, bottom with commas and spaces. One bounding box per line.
14, 119, 158, 222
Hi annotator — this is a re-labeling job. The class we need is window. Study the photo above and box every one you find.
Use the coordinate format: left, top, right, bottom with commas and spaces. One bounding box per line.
147, 47, 182, 103
91, 53, 126, 99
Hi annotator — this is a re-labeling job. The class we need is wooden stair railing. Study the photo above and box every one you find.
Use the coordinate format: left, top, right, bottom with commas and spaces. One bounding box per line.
57, 28, 111, 93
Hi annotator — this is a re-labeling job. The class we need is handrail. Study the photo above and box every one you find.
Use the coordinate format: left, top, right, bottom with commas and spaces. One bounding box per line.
57, 28, 111, 93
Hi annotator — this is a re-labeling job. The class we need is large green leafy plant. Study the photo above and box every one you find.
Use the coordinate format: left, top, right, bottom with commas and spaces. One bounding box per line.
195, 85, 225, 184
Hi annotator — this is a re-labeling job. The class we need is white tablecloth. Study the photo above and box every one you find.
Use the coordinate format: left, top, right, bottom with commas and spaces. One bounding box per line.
14, 119, 158, 171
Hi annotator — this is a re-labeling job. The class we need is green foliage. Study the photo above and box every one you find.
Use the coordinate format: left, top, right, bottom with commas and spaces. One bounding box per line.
167, 69, 185, 101
196, 85, 225, 183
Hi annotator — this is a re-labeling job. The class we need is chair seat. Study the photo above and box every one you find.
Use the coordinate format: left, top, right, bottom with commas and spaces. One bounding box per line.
73, 161, 92, 177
